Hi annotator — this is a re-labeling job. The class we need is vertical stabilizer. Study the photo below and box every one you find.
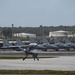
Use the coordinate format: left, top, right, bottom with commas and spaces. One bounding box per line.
42, 39, 49, 44
54, 38, 60, 43
3, 38, 10, 47
64, 39, 71, 43
16, 39, 23, 45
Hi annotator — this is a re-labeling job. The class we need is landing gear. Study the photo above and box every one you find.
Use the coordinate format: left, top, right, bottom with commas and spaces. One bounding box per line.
66, 48, 70, 51
55, 49, 59, 51
33, 54, 39, 61
37, 58, 39, 61
23, 58, 25, 61
43, 49, 47, 51
23, 53, 39, 61
23, 54, 28, 61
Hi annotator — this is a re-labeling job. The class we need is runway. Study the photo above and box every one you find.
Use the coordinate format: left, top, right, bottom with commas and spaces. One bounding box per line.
0, 56, 75, 71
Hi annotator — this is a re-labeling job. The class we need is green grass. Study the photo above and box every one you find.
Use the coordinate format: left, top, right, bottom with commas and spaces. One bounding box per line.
0, 56, 55, 59
0, 70, 75, 75
0, 57, 22, 59
0, 57, 74, 75
0, 56, 74, 75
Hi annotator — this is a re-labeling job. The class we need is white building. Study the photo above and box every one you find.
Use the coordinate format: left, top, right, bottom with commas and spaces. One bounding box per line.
13, 33, 36, 38
49, 30, 72, 37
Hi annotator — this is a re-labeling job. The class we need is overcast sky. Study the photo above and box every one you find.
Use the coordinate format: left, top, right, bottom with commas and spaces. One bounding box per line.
0, 0, 75, 27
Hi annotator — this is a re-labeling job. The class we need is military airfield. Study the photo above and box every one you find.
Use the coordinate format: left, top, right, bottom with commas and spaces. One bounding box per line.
1, 0, 75, 74
0, 38, 75, 75
0, 28, 75, 74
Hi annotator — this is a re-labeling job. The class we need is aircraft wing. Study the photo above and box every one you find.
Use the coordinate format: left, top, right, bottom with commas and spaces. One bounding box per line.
30, 49, 51, 54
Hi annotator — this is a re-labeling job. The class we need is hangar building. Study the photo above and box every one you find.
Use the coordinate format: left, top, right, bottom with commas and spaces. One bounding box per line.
13, 33, 36, 38
49, 30, 73, 37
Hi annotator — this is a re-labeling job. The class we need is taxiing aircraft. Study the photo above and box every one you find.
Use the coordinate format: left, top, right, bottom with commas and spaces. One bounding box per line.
16, 39, 47, 51
19, 45, 52, 61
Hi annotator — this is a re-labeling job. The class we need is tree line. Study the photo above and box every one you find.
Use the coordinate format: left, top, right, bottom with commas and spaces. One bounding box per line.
0, 25, 75, 38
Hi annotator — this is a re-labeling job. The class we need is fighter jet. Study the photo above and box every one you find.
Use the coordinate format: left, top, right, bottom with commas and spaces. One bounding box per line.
40, 39, 59, 51
16, 39, 47, 51
64, 38, 75, 49
0, 38, 20, 50
52, 38, 71, 51
19, 46, 51, 61
16, 39, 29, 48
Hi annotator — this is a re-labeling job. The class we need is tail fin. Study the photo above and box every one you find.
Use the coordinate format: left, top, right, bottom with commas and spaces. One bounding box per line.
50, 38, 55, 44
30, 39, 37, 43
64, 38, 71, 43
3, 38, 10, 47
42, 39, 49, 44
16, 39, 24, 45
53, 38, 60, 43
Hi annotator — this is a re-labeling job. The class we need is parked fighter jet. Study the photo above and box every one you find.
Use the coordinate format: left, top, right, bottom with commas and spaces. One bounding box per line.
0, 38, 20, 50
52, 38, 71, 51
16, 39, 29, 48
64, 38, 75, 49
40, 39, 59, 51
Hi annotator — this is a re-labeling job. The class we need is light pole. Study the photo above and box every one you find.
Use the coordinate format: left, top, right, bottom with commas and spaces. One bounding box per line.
65, 26, 67, 38
40, 25, 45, 39
12, 24, 14, 43
42, 26, 45, 38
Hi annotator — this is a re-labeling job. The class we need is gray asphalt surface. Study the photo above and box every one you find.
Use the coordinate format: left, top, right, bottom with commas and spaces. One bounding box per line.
0, 49, 75, 71
0, 56, 75, 71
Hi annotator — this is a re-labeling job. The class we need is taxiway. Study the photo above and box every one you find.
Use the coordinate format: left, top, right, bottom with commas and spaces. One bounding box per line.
0, 56, 75, 71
